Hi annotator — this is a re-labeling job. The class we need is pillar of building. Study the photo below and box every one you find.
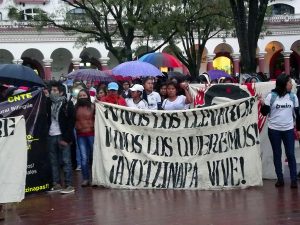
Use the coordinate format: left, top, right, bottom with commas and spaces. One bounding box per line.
257, 52, 266, 73
206, 54, 215, 71
232, 53, 240, 75
43, 59, 53, 80
99, 57, 110, 70
72, 58, 81, 70
13, 59, 23, 64
283, 51, 292, 75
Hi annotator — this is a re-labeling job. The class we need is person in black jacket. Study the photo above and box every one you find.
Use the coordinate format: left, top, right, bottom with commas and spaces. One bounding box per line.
47, 81, 75, 194
259, 74, 300, 188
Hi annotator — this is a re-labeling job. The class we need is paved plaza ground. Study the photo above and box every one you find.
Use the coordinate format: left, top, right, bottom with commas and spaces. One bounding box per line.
1, 173, 300, 225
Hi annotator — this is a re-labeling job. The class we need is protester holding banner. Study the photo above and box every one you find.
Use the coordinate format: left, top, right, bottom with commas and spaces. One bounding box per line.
159, 83, 167, 102
125, 84, 148, 109
161, 81, 193, 110
297, 86, 300, 179
75, 89, 95, 187
143, 77, 161, 110
260, 74, 300, 188
101, 82, 126, 106
47, 81, 75, 194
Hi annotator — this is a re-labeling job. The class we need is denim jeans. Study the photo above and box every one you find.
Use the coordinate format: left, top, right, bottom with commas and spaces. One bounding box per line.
268, 128, 297, 182
77, 136, 94, 180
74, 129, 81, 168
48, 135, 73, 186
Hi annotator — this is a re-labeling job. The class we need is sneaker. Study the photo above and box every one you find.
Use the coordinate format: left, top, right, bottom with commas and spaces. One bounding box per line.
60, 186, 75, 194
275, 180, 284, 187
48, 184, 62, 192
81, 180, 90, 187
75, 166, 81, 171
291, 181, 298, 189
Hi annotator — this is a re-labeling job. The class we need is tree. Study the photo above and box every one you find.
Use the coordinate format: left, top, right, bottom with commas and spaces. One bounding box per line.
9, 0, 177, 63
229, 0, 269, 73
160, 0, 231, 78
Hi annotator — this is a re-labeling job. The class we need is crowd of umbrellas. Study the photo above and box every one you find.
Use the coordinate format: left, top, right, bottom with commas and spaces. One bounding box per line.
0, 52, 255, 88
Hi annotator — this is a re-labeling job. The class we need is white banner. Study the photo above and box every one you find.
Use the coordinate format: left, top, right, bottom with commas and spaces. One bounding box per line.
93, 97, 262, 190
0, 116, 27, 203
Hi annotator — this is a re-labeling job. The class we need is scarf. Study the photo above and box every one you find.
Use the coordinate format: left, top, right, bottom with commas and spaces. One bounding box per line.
50, 94, 66, 121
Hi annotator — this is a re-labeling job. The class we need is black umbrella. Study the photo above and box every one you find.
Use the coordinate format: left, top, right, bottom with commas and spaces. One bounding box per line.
0, 64, 45, 87
168, 71, 190, 82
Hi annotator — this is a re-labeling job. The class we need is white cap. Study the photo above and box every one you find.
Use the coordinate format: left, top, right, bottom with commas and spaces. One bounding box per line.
130, 84, 144, 92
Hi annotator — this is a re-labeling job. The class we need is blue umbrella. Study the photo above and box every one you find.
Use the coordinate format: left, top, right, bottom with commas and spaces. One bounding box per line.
0, 64, 45, 87
112, 61, 163, 77
207, 70, 231, 80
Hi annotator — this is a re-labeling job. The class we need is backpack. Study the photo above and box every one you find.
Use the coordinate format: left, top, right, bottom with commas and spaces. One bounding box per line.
270, 92, 296, 108
269, 92, 296, 117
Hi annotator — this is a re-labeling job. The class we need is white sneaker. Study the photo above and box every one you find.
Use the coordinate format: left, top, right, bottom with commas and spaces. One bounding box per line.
60, 186, 75, 194
48, 184, 62, 192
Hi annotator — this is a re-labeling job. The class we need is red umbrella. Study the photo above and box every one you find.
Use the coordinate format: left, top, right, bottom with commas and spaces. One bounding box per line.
138, 52, 182, 68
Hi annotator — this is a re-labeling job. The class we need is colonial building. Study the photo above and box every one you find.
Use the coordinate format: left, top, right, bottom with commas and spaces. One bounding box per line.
0, 0, 300, 80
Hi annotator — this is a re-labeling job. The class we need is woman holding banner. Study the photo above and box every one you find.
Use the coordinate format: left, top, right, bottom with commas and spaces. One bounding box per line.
143, 77, 161, 110
260, 74, 300, 188
125, 84, 148, 109
75, 89, 95, 187
162, 81, 193, 110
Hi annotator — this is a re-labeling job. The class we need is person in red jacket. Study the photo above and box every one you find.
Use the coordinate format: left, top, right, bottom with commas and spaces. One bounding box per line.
101, 82, 126, 106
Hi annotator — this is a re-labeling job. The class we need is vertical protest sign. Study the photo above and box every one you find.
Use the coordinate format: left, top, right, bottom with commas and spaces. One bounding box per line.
93, 97, 262, 190
0, 116, 27, 203
0, 90, 51, 193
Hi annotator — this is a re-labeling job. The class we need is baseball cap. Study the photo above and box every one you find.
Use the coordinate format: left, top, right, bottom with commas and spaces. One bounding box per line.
130, 84, 144, 92
108, 82, 119, 90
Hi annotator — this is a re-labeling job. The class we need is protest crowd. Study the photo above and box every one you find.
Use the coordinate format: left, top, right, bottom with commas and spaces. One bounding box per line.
1, 66, 300, 221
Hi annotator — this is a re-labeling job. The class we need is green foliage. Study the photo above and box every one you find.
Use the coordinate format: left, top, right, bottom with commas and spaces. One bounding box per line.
157, 0, 233, 77
8, 7, 22, 20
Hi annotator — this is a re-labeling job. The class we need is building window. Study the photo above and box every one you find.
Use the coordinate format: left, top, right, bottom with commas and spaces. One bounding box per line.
66, 8, 85, 19
0, 12, 2, 21
271, 4, 295, 15
21, 8, 42, 20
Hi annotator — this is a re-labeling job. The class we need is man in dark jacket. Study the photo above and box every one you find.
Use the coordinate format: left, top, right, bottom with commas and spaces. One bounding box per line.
47, 81, 75, 194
